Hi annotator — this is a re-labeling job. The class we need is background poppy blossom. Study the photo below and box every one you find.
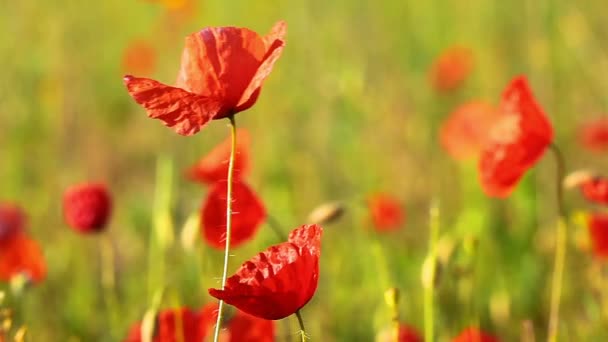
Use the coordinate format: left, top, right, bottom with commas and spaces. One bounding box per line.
440, 101, 497, 160
186, 128, 251, 184
367, 193, 405, 231
587, 213, 608, 260
0, 232, 46, 283
122, 39, 157, 76
452, 327, 500, 342
0, 203, 27, 242
478, 76, 554, 197
429, 46, 473, 92
377, 324, 423, 342
124, 21, 287, 135
63, 183, 113, 233
201, 180, 266, 249
580, 177, 608, 205
578, 117, 608, 152
208, 224, 322, 320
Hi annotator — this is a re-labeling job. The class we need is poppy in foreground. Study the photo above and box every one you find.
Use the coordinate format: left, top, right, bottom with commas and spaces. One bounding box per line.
209, 224, 323, 320
429, 46, 473, 92
201, 180, 266, 249
0, 232, 46, 284
0, 203, 27, 242
587, 213, 608, 260
578, 118, 608, 152
124, 21, 287, 135
478, 76, 554, 197
367, 194, 405, 231
186, 128, 251, 184
63, 183, 112, 233
376, 324, 422, 342
452, 327, 500, 342
440, 101, 497, 160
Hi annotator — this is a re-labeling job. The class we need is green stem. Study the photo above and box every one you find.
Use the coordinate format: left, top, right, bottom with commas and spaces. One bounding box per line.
296, 309, 307, 342
212, 115, 238, 342
547, 144, 567, 342
423, 201, 440, 342
100, 234, 120, 338
266, 213, 288, 241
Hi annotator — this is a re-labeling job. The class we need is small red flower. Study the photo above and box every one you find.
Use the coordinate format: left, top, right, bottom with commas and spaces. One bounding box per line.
186, 128, 251, 184
0, 203, 27, 242
452, 327, 500, 342
124, 21, 286, 136
378, 324, 423, 342
430, 46, 473, 92
478, 76, 554, 197
579, 118, 608, 152
209, 224, 323, 320
63, 183, 112, 233
580, 177, 608, 205
122, 39, 157, 76
440, 101, 498, 160
588, 213, 608, 259
201, 180, 266, 249
367, 194, 405, 231
0, 232, 46, 283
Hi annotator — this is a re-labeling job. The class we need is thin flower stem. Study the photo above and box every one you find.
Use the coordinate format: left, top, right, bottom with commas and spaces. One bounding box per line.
212, 115, 238, 342
266, 213, 288, 241
295, 309, 307, 342
99, 233, 120, 339
547, 144, 567, 342
423, 201, 440, 342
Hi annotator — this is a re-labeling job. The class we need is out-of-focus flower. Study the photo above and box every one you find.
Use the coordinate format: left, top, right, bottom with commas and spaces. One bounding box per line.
376, 324, 423, 342
0, 232, 46, 284
478, 76, 553, 197
429, 46, 473, 92
122, 39, 157, 76
452, 327, 500, 342
186, 129, 250, 185
0, 203, 27, 242
440, 101, 497, 160
587, 213, 608, 259
578, 117, 608, 152
209, 224, 322, 320
201, 180, 266, 249
63, 183, 112, 233
564, 171, 608, 205
124, 21, 287, 136
306, 201, 345, 225
367, 194, 405, 231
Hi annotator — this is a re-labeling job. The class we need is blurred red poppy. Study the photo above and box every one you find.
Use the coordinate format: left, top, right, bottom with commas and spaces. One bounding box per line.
440, 101, 497, 160
124, 21, 287, 136
0, 232, 46, 284
452, 327, 500, 342
0, 203, 27, 242
587, 213, 608, 259
186, 129, 251, 184
578, 118, 608, 152
209, 224, 323, 320
122, 39, 157, 76
63, 183, 112, 233
377, 324, 423, 342
201, 180, 266, 249
478, 76, 554, 197
124, 304, 274, 342
430, 46, 473, 92
580, 177, 608, 205
367, 194, 405, 231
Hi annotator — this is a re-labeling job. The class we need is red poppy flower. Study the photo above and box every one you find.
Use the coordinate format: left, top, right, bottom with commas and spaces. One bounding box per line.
587, 213, 608, 259
122, 39, 157, 76
452, 327, 500, 342
201, 180, 266, 249
208, 224, 323, 320
478, 76, 554, 197
124, 21, 287, 136
186, 128, 251, 184
0, 203, 27, 242
377, 324, 423, 342
63, 183, 112, 233
367, 194, 405, 231
0, 232, 46, 283
430, 46, 473, 92
580, 177, 608, 205
440, 101, 498, 160
578, 118, 608, 152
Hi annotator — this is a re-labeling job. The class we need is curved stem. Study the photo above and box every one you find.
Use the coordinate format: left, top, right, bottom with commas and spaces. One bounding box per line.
295, 309, 307, 342
547, 144, 567, 342
212, 115, 237, 342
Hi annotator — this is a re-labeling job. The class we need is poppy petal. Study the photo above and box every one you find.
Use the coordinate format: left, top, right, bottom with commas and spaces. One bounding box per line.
0, 233, 46, 283
209, 224, 322, 320
124, 75, 222, 136
440, 101, 497, 160
201, 180, 266, 249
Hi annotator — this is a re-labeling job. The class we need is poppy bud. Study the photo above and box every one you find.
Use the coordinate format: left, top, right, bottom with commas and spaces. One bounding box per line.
563, 169, 596, 189
306, 201, 345, 225
63, 183, 112, 233
0, 203, 26, 242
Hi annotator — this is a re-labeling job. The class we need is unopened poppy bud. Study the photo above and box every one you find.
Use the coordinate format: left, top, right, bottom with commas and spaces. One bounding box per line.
14, 325, 27, 342
306, 201, 344, 225
180, 212, 200, 252
563, 169, 596, 189
421, 257, 442, 289
63, 183, 112, 233
384, 287, 400, 310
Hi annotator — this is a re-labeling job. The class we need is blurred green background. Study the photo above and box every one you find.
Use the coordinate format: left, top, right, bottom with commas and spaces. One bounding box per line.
1, 0, 608, 340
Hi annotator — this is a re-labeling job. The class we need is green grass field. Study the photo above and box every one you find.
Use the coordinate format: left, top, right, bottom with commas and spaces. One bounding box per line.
2, 0, 608, 341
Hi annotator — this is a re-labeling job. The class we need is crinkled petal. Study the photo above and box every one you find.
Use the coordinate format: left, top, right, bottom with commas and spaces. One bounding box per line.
124, 75, 221, 136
